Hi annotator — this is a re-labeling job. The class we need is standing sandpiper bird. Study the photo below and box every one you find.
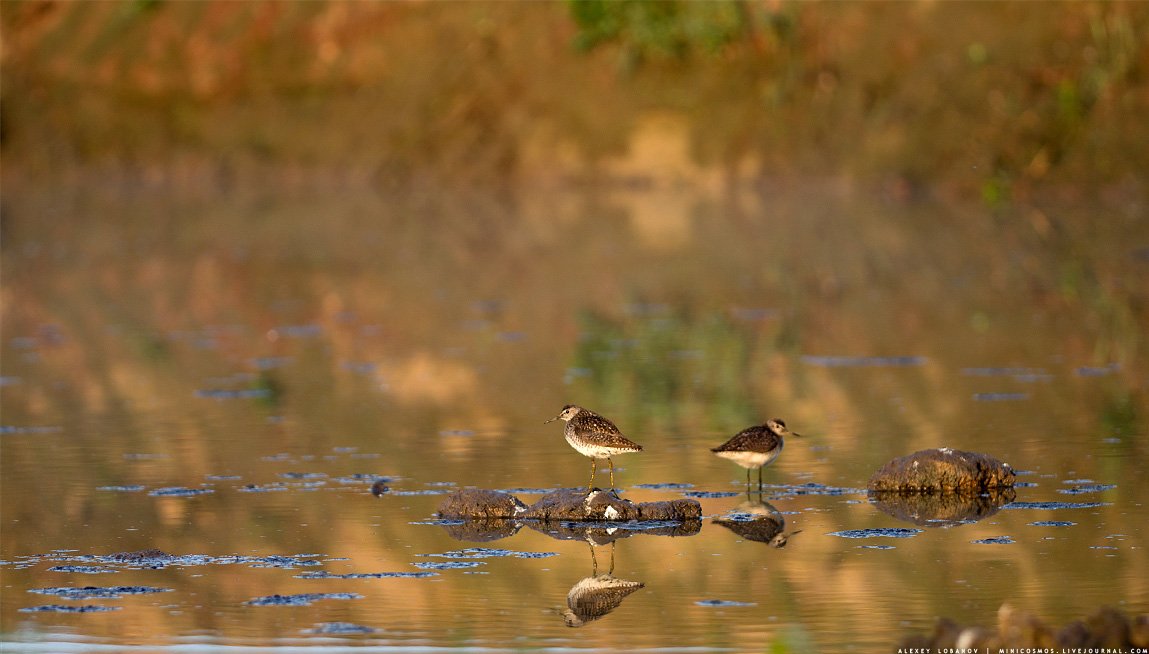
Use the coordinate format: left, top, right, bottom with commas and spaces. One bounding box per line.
545, 405, 643, 493
711, 418, 800, 490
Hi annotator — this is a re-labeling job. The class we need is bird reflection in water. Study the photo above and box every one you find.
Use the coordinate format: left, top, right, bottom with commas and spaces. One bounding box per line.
561, 541, 645, 628
712, 494, 802, 549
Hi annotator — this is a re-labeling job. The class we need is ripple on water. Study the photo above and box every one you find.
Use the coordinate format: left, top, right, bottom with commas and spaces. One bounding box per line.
47, 566, 117, 574
827, 528, 923, 539
29, 586, 173, 599
801, 355, 926, 367
972, 392, 1029, 402
972, 536, 1015, 544
412, 561, 485, 570
683, 491, 741, 499
304, 622, 378, 634
417, 548, 558, 560
1003, 501, 1107, 510
1058, 484, 1117, 494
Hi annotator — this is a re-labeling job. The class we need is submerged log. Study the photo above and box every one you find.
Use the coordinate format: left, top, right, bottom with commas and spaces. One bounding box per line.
867, 448, 1015, 493
437, 488, 702, 523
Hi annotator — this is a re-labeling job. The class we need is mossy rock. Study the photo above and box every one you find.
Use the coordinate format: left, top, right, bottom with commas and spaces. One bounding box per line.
868, 448, 1015, 493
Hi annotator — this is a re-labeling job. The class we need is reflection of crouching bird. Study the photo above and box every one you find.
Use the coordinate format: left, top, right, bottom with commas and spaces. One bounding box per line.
561, 541, 645, 628
713, 499, 802, 549
563, 575, 646, 628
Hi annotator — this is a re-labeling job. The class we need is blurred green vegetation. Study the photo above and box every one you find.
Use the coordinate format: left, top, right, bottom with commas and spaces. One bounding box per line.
1, 1, 1146, 201
571, 307, 759, 430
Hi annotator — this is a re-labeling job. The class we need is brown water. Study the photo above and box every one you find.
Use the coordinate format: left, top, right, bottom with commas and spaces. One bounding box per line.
2, 181, 1146, 652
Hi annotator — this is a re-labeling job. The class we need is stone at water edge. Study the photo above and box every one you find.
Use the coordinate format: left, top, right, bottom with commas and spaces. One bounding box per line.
867, 448, 1016, 493
436, 489, 528, 519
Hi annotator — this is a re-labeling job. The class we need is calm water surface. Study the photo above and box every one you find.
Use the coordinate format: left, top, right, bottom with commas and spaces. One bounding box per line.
2, 182, 1146, 651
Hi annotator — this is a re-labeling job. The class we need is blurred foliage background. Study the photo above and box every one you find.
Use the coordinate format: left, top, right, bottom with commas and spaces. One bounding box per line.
2, 0, 1146, 202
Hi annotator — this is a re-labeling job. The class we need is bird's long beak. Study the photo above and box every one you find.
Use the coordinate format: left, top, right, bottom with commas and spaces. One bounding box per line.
544, 415, 559, 424
790, 430, 803, 438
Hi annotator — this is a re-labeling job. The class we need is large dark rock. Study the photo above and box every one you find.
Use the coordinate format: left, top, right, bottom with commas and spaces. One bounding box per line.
636, 499, 703, 521
900, 604, 1149, 650
525, 489, 640, 521
868, 448, 1015, 493
437, 489, 528, 519
869, 487, 1016, 527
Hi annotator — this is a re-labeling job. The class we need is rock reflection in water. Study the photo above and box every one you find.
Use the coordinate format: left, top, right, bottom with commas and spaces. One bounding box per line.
561, 542, 645, 628
868, 488, 1017, 528
440, 518, 523, 542
712, 496, 802, 548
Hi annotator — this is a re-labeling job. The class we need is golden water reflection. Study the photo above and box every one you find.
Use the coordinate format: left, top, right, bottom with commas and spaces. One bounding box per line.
2, 183, 1146, 649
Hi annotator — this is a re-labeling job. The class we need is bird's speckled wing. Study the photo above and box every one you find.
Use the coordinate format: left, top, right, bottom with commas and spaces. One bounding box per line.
711, 424, 780, 454
570, 412, 643, 451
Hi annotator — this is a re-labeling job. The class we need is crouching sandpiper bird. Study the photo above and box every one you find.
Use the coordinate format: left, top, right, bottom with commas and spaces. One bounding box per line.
545, 405, 642, 493
711, 418, 800, 490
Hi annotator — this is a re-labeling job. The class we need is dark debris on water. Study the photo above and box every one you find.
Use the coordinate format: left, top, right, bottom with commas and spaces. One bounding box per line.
696, 599, 757, 607
1003, 501, 1108, 510
148, 487, 215, 497
416, 547, 558, 560
1058, 484, 1117, 494
296, 571, 437, 579
412, 561, 484, 570
827, 528, 924, 539
19, 604, 122, 613
27, 550, 325, 572
245, 592, 362, 607
29, 586, 172, 599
